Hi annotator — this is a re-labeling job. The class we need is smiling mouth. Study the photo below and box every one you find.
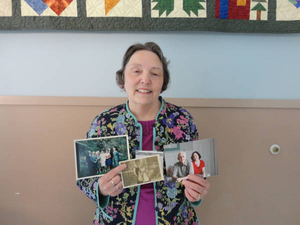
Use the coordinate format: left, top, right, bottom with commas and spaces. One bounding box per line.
137, 89, 151, 93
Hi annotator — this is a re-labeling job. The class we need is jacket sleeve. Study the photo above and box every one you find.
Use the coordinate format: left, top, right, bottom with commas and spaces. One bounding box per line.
76, 114, 110, 208
190, 199, 203, 207
188, 113, 199, 141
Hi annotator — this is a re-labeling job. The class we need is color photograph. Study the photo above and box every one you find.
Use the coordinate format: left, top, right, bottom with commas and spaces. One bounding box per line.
74, 135, 129, 180
164, 138, 217, 182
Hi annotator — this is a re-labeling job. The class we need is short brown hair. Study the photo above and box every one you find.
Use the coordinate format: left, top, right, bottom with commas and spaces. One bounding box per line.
116, 42, 170, 92
191, 151, 201, 161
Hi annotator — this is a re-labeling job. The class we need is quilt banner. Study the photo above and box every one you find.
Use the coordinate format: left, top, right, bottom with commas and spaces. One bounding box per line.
0, 0, 300, 33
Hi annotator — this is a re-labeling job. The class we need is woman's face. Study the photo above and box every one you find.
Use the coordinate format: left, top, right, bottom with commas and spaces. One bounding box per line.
123, 50, 164, 110
192, 153, 199, 161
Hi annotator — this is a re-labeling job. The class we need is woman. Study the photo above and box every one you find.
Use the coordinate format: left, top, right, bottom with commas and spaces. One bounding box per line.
191, 151, 206, 178
86, 150, 93, 174
89, 151, 98, 175
77, 42, 210, 225
112, 147, 119, 167
96, 151, 101, 174
134, 160, 150, 184
105, 148, 112, 171
100, 150, 107, 173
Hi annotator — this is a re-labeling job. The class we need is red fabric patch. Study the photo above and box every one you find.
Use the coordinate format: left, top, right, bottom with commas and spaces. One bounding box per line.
215, 0, 220, 18
43, 0, 73, 16
228, 0, 250, 20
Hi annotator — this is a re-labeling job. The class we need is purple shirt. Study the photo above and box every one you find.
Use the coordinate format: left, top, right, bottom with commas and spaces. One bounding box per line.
135, 120, 156, 225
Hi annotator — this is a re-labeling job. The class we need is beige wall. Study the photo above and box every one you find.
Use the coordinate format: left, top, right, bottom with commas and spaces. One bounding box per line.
0, 96, 299, 225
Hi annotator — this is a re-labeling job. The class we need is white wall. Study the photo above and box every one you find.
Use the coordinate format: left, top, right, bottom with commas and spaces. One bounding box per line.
1, 31, 299, 99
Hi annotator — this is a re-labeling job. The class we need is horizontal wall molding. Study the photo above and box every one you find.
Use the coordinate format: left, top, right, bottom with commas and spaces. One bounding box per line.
0, 96, 300, 109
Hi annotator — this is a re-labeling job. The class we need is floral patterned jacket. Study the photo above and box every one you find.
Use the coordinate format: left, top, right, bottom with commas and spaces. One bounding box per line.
77, 97, 203, 225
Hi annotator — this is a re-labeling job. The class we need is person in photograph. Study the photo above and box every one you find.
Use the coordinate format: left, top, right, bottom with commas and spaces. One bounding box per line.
109, 147, 114, 168
112, 147, 119, 167
172, 151, 194, 182
77, 42, 210, 225
191, 151, 206, 178
96, 151, 101, 174
133, 161, 150, 184
86, 150, 93, 174
105, 149, 112, 171
90, 151, 98, 175
100, 150, 107, 173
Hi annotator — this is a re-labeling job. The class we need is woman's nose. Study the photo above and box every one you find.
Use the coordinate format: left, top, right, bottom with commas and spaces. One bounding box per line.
140, 72, 150, 84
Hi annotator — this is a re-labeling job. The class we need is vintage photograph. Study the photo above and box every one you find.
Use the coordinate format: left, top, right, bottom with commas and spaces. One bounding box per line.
120, 155, 164, 188
74, 135, 129, 180
164, 138, 217, 182
135, 150, 164, 171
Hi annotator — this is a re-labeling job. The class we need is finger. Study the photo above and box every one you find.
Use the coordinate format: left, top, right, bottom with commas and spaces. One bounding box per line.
185, 186, 202, 201
110, 180, 125, 197
184, 188, 199, 202
182, 176, 210, 198
184, 175, 209, 189
100, 178, 121, 196
184, 182, 208, 198
110, 174, 122, 187
110, 179, 116, 187
186, 174, 205, 185
99, 165, 126, 196
101, 164, 127, 182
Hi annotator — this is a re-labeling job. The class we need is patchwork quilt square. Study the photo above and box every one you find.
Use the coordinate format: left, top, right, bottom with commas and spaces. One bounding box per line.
151, 0, 207, 18
216, 0, 268, 20
277, 0, 300, 20
86, 0, 142, 17
249, 0, 268, 20
0, 0, 12, 17
21, 0, 77, 17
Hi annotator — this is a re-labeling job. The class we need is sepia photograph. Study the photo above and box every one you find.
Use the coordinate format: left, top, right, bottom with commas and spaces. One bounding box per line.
119, 155, 164, 188
135, 150, 164, 171
74, 135, 129, 180
164, 138, 217, 182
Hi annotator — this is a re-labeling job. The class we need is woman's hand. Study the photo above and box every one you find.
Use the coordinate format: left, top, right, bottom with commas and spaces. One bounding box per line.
181, 174, 210, 202
98, 164, 127, 197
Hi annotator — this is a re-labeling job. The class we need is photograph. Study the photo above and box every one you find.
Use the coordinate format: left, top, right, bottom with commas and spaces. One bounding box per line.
119, 155, 164, 188
164, 138, 217, 182
135, 150, 164, 171
74, 135, 129, 180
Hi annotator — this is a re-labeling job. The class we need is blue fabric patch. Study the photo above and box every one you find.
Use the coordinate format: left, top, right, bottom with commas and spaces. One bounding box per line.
219, 0, 229, 19
24, 0, 48, 15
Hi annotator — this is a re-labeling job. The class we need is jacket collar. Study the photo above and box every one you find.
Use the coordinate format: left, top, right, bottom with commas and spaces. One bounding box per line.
125, 96, 165, 123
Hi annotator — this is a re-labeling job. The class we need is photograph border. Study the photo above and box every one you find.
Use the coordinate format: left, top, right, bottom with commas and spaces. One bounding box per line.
74, 135, 130, 180
164, 138, 217, 180
119, 155, 164, 188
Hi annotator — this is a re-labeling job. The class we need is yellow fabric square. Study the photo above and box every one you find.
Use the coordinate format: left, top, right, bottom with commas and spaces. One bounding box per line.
237, 0, 247, 6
